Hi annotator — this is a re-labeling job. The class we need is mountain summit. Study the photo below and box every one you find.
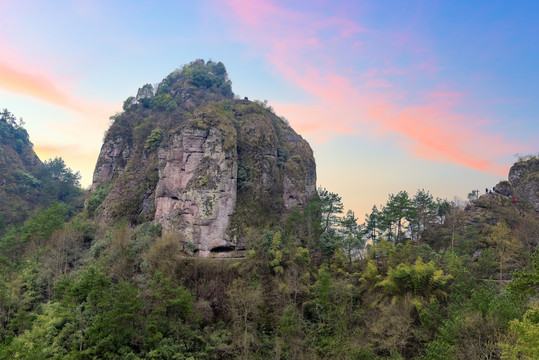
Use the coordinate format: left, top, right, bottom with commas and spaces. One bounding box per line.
90, 60, 316, 256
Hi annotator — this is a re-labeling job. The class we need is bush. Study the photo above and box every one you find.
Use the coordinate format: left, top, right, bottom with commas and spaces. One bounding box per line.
145, 129, 164, 151
86, 183, 111, 217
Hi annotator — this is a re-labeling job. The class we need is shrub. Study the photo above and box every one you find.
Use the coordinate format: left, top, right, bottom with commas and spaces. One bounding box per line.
145, 129, 163, 151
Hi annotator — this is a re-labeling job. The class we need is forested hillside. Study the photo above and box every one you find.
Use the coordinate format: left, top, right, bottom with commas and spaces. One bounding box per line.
0, 109, 83, 232
2, 152, 538, 359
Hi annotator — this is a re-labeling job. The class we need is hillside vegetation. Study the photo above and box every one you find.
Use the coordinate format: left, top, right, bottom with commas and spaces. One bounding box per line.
1, 174, 538, 359
0, 109, 83, 233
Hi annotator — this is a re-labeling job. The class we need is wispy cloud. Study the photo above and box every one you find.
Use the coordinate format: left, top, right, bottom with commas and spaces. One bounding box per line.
0, 37, 119, 186
0, 25, 116, 117
220, 0, 531, 174
0, 62, 91, 113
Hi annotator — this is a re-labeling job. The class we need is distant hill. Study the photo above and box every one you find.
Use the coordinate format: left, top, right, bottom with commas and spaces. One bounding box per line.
0, 109, 83, 232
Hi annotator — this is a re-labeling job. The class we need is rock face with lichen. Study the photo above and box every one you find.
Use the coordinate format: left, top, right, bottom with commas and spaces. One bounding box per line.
508, 157, 539, 212
154, 124, 237, 257
90, 60, 316, 256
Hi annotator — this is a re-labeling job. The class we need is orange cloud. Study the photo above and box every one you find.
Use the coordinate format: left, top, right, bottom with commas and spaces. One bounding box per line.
221, 0, 533, 174
0, 61, 93, 114
0, 38, 119, 187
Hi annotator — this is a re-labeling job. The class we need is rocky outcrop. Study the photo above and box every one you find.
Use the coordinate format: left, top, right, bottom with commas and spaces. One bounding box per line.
90, 60, 317, 256
155, 123, 237, 257
283, 135, 317, 210
91, 136, 130, 191
494, 180, 511, 197
508, 158, 539, 212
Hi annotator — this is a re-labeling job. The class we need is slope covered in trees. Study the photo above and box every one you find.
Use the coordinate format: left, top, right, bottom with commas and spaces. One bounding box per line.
0, 109, 83, 233
1, 174, 538, 359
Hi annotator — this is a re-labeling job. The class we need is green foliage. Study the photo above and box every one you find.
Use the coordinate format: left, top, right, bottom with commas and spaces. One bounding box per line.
0, 202, 68, 254
501, 307, 539, 360
86, 182, 111, 217
1, 66, 539, 359
0, 108, 30, 150
136, 83, 154, 108
269, 231, 284, 275
488, 221, 523, 280
148, 272, 194, 323
149, 94, 177, 111
508, 249, 539, 299
145, 128, 164, 151
123, 96, 135, 110
182, 60, 233, 97
14, 171, 41, 188
376, 257, 453, 300
37, 157, 82, 205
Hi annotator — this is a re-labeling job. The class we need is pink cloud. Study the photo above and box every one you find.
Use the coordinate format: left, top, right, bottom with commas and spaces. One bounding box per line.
364, 78, 394, 89
0, 62, 90, 113
0, 19, 114, 117
424, 90, 465, 107
222, 0, 531, 174
418, 61, 445, 74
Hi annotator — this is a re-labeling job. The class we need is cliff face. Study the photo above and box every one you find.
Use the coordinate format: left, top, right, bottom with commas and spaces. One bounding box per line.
508, 157, 539, 212
91, 60, 316, 256
474, 156, 539, 224
154, 122, 237, 256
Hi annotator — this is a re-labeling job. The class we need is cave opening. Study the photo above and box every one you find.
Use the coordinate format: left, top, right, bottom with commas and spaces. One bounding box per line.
210, 245, 235, 253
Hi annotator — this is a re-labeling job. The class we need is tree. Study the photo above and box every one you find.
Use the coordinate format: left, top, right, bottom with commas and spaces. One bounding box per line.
227, 278, 263, 359
122, 96, 135, 110
318, 187, 344, 234
409, 189, 437, 242
145, 128, 164, 150
501, 307, 539, 360
339, 210, 364, 262
508, 249, 539, 299
436, 199, 450, 225
376, 257, 453, 301
382, 191, 413, 243
467, 190, 479, 202
317, 187, 344, 254
37, 157, 82, 204
488, 221, 523, 280
445, 203, 466, 250
136, 84, 154, 108
365, 205, 381, 242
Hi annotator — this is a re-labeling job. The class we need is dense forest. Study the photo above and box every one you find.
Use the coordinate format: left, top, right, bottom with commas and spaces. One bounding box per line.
1, 159, 538, 358
1, 63, 538, 359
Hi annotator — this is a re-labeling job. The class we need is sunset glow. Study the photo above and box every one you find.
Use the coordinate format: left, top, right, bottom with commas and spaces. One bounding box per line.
1, 0, 537, 216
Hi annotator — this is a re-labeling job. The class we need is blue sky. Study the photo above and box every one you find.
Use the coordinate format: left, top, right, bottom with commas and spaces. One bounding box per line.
0, 0, 537, 218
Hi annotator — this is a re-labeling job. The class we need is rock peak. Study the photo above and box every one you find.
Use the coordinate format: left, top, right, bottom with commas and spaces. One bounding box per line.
90, 61, 316, 256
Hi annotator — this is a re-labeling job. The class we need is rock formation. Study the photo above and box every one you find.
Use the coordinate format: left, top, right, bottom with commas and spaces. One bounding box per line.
90, 60, 316, 256
473, 156, 539, 222
508, 157, 539, 212
154, 123, 237, 256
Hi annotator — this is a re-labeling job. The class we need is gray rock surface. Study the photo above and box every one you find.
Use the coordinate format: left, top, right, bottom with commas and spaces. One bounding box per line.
90, 62, 317, 256
154, 125, 237, 257
509, 158, 539, 212
91, 136, 130, 191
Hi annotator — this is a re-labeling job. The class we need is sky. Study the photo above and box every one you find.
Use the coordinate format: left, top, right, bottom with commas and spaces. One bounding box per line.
1, 0, 538, 219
